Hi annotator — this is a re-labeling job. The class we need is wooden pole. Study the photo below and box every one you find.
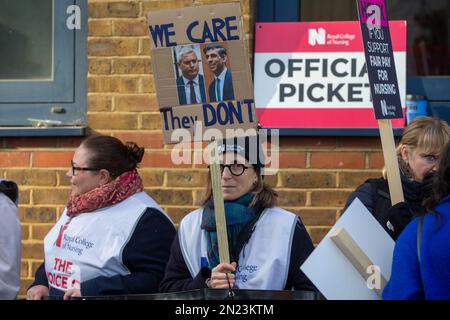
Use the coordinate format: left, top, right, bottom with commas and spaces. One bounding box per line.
378, 119, 404, 205
207, 140, 230, 264
330, 227, 387, 298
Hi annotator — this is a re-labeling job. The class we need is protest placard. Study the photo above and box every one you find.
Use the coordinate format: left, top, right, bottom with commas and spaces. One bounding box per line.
146, 3, 256, 144
301, 198, 395, 300
357, 0, 403, 119
146, 4, 259, 264
357, 0, 404, 204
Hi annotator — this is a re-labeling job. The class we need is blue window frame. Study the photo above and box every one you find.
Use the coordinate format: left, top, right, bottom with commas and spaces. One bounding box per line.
256, 0, 300, 22
0, 0, 87, 136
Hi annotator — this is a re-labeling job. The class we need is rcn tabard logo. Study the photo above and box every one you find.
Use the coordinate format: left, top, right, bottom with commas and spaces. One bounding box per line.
308, 28, 326, 45
308, 28, 356, 47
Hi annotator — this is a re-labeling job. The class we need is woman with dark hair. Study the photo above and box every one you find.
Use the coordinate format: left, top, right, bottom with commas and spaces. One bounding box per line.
159, 137, 316, 292
383, 141, 450, 299
27, 135, 176, 299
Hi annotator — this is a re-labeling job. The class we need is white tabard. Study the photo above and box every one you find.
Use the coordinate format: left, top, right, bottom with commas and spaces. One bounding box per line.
44, 192, 168, 292
178, 207, 298, 290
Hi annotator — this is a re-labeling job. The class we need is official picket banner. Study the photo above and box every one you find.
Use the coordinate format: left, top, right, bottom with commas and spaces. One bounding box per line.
254, 21, 406, 129
146, 3, 256, 144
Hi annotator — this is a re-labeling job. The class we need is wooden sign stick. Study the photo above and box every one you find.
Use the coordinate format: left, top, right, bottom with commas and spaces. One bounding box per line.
207, 140, 230, 264
330, 227, 387, 298
378, 119, 404, 205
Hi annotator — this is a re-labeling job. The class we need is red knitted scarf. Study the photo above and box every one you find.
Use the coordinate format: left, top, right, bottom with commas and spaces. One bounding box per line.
66, 169, 143, 217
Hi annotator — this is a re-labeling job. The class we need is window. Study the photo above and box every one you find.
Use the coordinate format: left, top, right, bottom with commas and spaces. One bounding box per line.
0, 0, 87, 136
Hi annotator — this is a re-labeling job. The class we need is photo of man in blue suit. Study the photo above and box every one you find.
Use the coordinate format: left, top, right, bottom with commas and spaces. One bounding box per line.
175, 45, 207, 105
203, 44, 235, 102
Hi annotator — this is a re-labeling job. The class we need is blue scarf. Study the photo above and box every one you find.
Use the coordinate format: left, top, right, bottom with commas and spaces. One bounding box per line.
201, 193, 258, 269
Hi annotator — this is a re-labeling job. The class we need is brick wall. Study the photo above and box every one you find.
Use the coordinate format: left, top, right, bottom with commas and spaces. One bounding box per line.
0, 0, 387, 297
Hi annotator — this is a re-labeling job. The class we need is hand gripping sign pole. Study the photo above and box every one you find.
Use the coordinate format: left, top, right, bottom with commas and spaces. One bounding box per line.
207, 139, 230, 264
356, 0, 405, 205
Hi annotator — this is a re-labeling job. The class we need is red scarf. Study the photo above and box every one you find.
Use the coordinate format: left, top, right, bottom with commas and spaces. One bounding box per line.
66, 169, 144, 217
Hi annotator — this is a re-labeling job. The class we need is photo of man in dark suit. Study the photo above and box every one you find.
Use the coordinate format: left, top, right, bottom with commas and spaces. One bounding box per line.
203, 44, 235, 102
175, 45, 207, 105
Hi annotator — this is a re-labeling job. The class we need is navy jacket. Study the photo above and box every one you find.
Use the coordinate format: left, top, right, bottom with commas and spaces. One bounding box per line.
343, 174, 426, 240
208, 69, 234, 102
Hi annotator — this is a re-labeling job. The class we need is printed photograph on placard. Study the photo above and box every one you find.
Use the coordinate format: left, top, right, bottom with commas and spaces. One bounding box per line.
173, 44, 207, 106
200, 42, 235, 103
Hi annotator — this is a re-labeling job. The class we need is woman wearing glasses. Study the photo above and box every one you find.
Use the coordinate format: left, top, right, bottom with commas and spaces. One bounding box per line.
27, 135, 176, 299
159, 136, 317, 292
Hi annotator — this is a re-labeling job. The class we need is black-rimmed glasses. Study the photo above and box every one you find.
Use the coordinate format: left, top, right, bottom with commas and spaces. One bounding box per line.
209, 163, 251, 177
71, 160, 100, 176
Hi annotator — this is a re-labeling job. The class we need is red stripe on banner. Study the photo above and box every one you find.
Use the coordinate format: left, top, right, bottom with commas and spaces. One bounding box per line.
255, 21, 406, 53
256, 108, 405, 128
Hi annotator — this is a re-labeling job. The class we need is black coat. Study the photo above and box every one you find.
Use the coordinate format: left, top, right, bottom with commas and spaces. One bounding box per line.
343, 173, 426, 240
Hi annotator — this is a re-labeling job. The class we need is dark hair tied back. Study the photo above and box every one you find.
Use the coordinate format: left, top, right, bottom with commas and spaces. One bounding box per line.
81, 135, 145, 179
125, 141, 144, 166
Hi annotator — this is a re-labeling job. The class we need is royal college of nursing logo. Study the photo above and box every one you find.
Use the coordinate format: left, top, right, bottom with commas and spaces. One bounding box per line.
308, 28, 326, 46
380, 99, 388, 116
55, 222, 69, 247
308, 27, 356, 47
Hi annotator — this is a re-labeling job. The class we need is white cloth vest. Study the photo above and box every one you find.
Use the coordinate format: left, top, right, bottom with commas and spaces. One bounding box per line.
44, 192, 169, 292
178, 207, 297, 290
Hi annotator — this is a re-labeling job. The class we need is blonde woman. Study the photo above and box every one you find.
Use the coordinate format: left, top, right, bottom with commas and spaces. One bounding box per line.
343, 116, 450, 240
